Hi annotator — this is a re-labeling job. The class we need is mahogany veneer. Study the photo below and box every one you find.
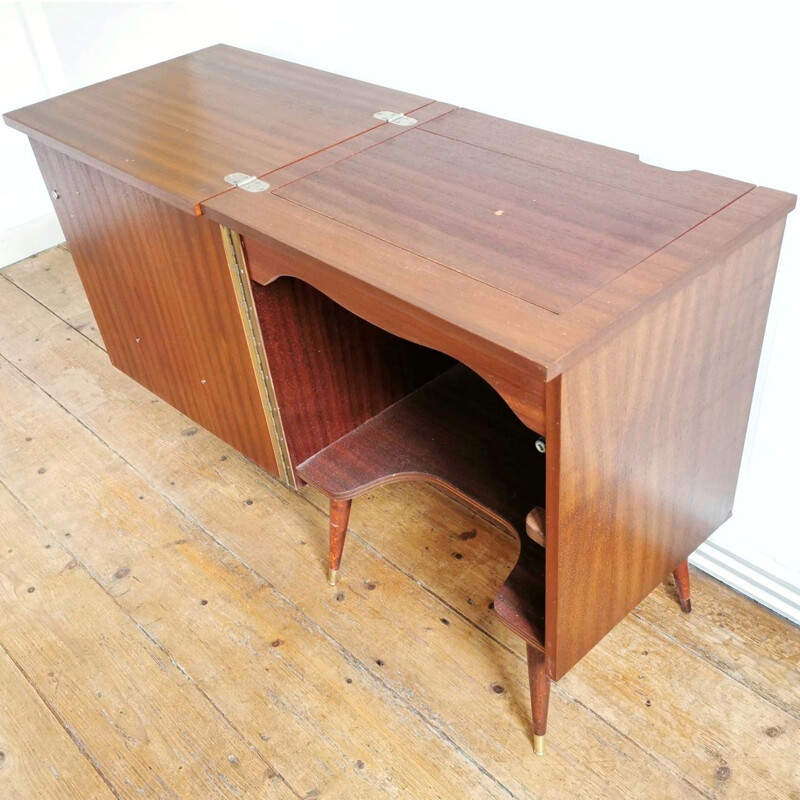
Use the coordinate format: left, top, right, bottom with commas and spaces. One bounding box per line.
247, 266, 453, 479
28, 140, 281, 475
5, 44, 794, 759
277, 127, 714, 314
5, 44, 429, 214
297, 366, 546, 534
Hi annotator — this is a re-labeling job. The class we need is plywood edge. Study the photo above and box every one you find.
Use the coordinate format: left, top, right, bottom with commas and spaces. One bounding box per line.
219, 226, 295, 486
543, 374, 562, 680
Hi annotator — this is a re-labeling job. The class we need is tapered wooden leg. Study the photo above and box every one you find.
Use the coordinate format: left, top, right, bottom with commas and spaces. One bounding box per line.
328, 499, 352, 586
673, 559, 692, 613
527, 644, 550, 756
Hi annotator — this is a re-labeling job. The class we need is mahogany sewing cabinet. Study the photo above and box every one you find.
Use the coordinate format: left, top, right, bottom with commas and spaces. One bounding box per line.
5, 44, 794, 757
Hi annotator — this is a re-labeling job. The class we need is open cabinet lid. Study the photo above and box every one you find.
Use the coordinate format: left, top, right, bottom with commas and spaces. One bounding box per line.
3, 44, 431, 214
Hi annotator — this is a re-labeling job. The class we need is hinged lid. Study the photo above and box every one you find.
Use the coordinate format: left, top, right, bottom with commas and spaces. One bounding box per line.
3, 44, 430, 214
275, 120, 753, 314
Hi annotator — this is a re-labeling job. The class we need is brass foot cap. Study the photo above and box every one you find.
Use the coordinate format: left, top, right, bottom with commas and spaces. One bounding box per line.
533, 734, 546, 756
327, 568, 339, 586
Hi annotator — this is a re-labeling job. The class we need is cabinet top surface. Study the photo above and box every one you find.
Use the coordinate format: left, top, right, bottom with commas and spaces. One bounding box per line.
6, 45, 795, 373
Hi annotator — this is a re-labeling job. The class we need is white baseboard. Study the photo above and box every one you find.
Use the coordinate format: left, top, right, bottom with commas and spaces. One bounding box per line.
691, 541, 800, 626
0, 212, 64, 268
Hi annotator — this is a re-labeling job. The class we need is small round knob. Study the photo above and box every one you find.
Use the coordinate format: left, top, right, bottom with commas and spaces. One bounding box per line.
535, 437, 546, 454
50, 190, 60, 200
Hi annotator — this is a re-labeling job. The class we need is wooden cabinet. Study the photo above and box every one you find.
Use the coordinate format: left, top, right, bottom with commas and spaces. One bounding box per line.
5, 43, 794, 757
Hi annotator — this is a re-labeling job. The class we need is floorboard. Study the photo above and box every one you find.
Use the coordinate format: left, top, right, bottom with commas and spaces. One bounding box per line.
0, 640, 116, 800
0, 247, 798, 800
0, 483, 297, 800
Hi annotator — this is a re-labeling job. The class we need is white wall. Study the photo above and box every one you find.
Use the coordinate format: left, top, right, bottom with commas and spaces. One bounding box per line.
1, 1, 798, 621
0, 5, 63, 264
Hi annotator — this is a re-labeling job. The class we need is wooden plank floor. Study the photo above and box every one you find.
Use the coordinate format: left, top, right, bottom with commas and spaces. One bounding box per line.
0, 246, 798, 800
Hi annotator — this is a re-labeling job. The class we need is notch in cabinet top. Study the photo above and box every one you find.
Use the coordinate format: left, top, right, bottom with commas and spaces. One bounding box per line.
2, 44, 431, 215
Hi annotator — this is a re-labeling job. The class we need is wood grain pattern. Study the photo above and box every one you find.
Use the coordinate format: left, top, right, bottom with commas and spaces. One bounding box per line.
0, 246, 105, 349
255, 101, 459, 194
297, 365, 546, 533
4, 43, 797, 775
277, 127, 708, 313
299, 479, 800, 798
239, 214, 549, 432
421, 108, 754, 214
0, 484, 294, 800
0, 643, 116, 800
525, 507, 546, 546
247, 239, 453, 474
673, 560, 692, 613
547, 218, 788, 680
31, 141, 280, 475
635, 565, 800, 721
4, 44, 430, 213
6, 44, 795, 397
0, 347, 673, 800
328, 498, 352, 577
527, 645, 550, 737
4, 249, 799, 799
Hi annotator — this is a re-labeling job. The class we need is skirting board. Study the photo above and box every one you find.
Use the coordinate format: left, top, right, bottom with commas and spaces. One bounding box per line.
691, 541, 800, 626
0, 212, 64, 268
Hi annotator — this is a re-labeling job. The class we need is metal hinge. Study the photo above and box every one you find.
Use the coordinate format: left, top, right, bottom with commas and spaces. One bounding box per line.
223, 172, 271, 193
373, 110, 418, 127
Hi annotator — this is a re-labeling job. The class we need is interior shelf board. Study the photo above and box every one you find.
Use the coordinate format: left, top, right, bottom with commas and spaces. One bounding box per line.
297, 364, 547, 649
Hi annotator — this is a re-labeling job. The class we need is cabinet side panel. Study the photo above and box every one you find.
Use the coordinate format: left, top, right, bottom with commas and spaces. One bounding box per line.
550, 218, 787, 679
31, 140, 279, 476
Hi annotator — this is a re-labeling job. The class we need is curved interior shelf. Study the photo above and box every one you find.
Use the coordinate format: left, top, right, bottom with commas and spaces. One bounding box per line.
296, 364, 547, 649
